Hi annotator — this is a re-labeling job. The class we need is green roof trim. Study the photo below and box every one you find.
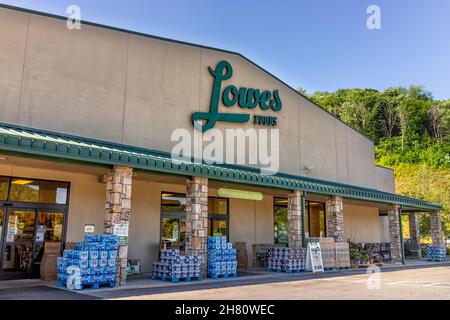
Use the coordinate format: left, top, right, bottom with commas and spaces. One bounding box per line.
0, 122, 442, 211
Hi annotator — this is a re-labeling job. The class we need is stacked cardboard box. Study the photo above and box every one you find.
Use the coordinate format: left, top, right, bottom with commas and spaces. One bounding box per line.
335, 242, 351, 269
152, 249, 202, 282
267, 247, 307, 272
57, 234, 119, 290
307, 238, 336, 269
235, 242, 248, 269
207, 237, 237, 278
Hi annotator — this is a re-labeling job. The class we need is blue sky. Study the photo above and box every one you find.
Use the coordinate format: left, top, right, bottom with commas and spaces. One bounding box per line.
2, 0, 450, 100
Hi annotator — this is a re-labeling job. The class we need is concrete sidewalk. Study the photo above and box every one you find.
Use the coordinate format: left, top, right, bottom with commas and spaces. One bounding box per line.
1, 260, 448, 300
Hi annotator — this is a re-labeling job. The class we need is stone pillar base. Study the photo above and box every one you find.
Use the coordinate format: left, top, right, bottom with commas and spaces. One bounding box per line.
288, 191, 302, 248
388, 205, 402, 263
104, 166, 133, 286
325, 196, 344, 243
430, 211, 444, 249
185, 177, 208, 277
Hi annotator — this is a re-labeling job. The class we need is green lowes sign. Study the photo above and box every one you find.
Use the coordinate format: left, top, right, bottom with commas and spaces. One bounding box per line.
192, 60, 282, 132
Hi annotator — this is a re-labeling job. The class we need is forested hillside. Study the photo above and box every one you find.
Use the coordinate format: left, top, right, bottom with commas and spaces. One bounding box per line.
303, 86, 449, 240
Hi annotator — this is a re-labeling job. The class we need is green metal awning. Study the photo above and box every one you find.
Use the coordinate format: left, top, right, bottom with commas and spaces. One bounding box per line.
0, 122, 442, 211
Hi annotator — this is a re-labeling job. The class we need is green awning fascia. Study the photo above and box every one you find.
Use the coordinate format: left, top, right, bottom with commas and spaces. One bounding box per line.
0, 122, 442, 211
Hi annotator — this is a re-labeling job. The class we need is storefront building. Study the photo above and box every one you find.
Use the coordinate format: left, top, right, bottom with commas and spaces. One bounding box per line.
0, 5, 443, 283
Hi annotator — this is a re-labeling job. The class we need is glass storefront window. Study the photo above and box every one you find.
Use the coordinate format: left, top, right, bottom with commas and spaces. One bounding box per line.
9, 179, 68, 204
161, 217, 186, 251
160, 193, 229, 247
208, 198, 228, 215
0, 209, 3, 240
211, 220, 227, 237
3, 210, 36, 272
161, 193, 186, 212
274, 198, 288, 245
307, 202, 326, 238
273, 198, 326, 241
0, 177, 9, 201
37, 212, 64, 242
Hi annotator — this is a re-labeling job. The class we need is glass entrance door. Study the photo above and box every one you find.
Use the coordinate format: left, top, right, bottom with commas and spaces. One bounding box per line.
1, 209, 37, 275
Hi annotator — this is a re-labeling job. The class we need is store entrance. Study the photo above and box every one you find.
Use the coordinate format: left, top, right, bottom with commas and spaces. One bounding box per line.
0, 207, 66, 280
0, 176, 69, 281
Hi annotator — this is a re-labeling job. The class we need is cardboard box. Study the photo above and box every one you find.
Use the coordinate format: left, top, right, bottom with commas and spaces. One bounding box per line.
65, 242, 75, 250
235, 242, 247, 251
237, 250, 248, 269
44, 242, 62, 255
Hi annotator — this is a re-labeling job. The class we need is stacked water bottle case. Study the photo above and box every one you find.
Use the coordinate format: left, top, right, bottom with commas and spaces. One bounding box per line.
57, 234, 119, 290
152, 249, 202, 283
426, 246, 446, 261
207, 236, 237, 279
267, 247, 307, 273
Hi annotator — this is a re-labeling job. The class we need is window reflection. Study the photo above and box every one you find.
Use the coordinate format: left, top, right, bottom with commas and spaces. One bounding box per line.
9, 179, 68, 204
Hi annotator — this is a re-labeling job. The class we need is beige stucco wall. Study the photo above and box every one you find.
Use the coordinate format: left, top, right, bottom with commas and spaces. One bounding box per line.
0, 6, 391, 192
379, 215, 390, 243
229, 196, 274, 268
375, 166, 396, 194
343, 203, 381, 243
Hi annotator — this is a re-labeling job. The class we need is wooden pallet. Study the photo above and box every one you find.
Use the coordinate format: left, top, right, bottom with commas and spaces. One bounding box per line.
267, 268, 307, 274
151, 274, 204, 283
208, 273, 237, 279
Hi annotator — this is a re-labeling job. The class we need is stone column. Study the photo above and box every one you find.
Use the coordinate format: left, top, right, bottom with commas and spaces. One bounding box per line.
325, 196, 344, 243
104, 166, 133, 286
288, 190, 303, 248
185, 177, 208, 277
430, 211, 444, 248
408, 212, 421, 258
388, 205, 402, 263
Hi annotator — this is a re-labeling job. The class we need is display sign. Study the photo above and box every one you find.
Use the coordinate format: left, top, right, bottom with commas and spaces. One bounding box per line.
36, 225, 46, 243
113, 222, 129, 246
307, 242, 324, 273
192, 60, 282, 132
7, 215, 18, 235
84, 224, 95, 233
218, 188, 264, 201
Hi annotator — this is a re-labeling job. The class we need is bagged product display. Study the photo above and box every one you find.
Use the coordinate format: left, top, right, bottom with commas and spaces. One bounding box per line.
152, 249, 202, 283
207, 236, 237, 278
307, 238, 336, 270
426, 246, 446, 261
363, 243, 391, 261
267, 247, 307, 273
56, 234, 119, 290
335, 242, 351, 269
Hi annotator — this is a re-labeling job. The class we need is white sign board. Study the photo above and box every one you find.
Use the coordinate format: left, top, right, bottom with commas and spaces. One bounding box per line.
113, 223, 129, 237
307, 242, 324, 273
84, 224, 95, 233
36, 225, 46, 243
113, 222, 129, 246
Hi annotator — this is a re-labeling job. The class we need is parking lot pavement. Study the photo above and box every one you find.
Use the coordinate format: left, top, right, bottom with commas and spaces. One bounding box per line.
0, 264, 449, 300
0, 286, 98, 300
98, 266, 450, 300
